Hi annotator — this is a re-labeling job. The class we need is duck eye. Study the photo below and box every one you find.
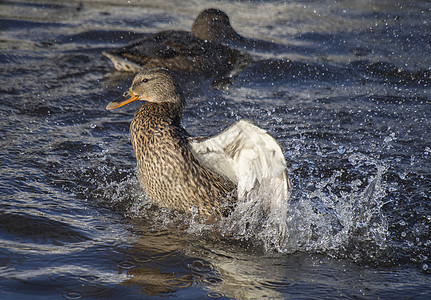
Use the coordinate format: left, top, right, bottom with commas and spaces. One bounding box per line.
141, 78, 149, 83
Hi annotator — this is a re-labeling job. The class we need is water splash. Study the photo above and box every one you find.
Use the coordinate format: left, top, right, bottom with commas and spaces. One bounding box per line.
91, 149, 390, 260
283, 152, 389, 261
218, 177, 290, 252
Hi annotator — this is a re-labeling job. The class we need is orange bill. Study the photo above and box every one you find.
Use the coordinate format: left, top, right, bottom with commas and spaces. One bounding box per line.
106, 90, 140, 110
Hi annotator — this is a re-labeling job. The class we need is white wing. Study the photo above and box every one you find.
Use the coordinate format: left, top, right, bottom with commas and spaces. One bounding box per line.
189, 119, 291, 213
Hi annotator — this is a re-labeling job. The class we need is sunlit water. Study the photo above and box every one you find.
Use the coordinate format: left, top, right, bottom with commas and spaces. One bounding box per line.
1, 0, 430, 298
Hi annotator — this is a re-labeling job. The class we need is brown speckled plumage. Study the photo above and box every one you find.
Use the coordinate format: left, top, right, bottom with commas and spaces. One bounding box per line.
131, 102, 236, 216
107, 69, 236, 218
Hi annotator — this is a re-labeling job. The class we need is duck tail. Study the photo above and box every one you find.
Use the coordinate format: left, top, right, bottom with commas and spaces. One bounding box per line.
102, 51, 144, 73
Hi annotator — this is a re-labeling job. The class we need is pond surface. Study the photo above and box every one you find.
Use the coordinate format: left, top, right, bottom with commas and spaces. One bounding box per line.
1, 0, 430, 299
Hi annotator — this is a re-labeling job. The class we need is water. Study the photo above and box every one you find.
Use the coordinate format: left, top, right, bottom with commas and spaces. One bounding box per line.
1, 0, 430, 298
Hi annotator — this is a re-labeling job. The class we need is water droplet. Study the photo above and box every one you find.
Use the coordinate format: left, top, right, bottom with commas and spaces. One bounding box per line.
384, 136, 393, 143
62, 291, 82, 300
204, 277, 222, 284
207, 292, 225, 298
187, 259, 213, 273
117, 261, 134, 270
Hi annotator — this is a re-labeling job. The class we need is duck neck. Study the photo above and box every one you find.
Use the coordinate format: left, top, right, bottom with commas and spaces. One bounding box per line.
158, 101, 183, 125
134, 100, 184, 130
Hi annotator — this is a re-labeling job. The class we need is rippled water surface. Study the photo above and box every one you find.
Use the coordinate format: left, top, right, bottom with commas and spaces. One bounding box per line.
1, 0, 430, 298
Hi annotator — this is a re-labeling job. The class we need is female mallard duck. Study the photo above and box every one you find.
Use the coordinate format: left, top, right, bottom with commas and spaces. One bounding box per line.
106, 68, 290, 220
103, 9, 246, 78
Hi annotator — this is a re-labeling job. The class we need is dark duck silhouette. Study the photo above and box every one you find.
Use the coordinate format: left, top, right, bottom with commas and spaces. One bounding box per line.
102, 9, 248, 79
106, 68, 291, 221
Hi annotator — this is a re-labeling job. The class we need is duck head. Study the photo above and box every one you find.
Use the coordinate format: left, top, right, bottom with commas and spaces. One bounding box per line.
191, 8, 241, 43
106, 68, 185, 110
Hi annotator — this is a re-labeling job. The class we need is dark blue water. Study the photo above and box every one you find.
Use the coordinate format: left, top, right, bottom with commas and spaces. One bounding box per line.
1, 0, 430, 299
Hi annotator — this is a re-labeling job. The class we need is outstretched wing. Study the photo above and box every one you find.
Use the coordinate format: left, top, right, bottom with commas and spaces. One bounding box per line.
189, 119, 291, 210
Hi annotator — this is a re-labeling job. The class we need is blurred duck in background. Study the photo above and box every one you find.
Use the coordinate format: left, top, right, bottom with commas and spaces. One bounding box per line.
103, 9, 249, 80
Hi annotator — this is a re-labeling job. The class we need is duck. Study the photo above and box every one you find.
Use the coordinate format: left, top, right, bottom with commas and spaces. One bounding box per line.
106, 68, 291, 221
102, 9, 247, 79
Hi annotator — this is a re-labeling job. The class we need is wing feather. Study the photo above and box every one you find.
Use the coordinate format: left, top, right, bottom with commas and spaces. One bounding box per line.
189, 119, 291, 210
